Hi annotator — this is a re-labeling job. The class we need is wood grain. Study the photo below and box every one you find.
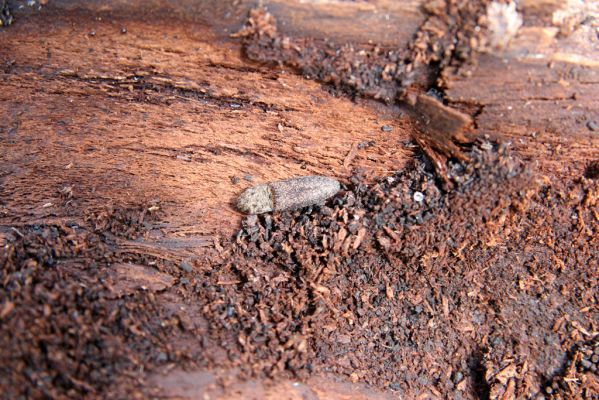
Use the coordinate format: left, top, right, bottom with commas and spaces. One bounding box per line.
1, 0, 598, 398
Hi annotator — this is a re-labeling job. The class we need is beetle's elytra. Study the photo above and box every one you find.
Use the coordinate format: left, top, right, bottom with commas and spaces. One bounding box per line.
237, 176, 340, 214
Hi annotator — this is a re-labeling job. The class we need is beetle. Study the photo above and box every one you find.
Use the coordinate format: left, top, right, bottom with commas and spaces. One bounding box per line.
237, 176, 340, 214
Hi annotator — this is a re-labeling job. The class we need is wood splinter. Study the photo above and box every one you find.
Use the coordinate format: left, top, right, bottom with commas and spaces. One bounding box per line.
408, 94, 475, 187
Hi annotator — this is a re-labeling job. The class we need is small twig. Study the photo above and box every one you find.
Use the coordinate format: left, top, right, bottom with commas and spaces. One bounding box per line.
217, 280, 241, 285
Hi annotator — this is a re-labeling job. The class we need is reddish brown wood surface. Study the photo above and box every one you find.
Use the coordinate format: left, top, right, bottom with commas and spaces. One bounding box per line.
1, 1, 418, 245
2, 0, 596, 253
443, 23, 599, 177
1, 1, 598, 398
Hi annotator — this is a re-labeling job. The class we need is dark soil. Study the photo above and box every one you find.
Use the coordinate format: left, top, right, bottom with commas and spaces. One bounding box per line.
2, 144, 597, 399
204, 144, 598, 398
543, 335, 599, 399
0, 209, 185, 399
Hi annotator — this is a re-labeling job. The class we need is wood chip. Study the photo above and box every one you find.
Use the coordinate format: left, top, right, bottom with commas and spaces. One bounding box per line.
495, 363, 517, 385
343, 142, 358, 169
108, 263, 175, 299
386, 284, 394, 299
352, 227, 367, 250
0, 301, 15, 319
383, 226, 401, 242
442, 296, 449, 317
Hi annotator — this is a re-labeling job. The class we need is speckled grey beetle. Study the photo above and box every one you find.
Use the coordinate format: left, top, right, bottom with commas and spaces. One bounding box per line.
236, 176, 340, 214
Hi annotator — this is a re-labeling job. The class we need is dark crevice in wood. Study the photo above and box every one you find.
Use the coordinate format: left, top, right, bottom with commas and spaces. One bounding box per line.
234, 4, 494, 186
3, 63, 299, 112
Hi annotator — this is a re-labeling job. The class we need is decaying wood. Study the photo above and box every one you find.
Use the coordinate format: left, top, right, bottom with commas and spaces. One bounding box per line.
107, 263, 175, 298
233, 2, 507, 184
0, 0, 416, 241
410, 94, 474, 187
1, 0, 598, 398
441, 0, 599, 178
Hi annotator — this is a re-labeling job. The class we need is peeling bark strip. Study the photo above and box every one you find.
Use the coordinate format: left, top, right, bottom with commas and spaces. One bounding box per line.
237, 176, 340, 214
410, 94, 475, 188
234, 2, 495, 185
